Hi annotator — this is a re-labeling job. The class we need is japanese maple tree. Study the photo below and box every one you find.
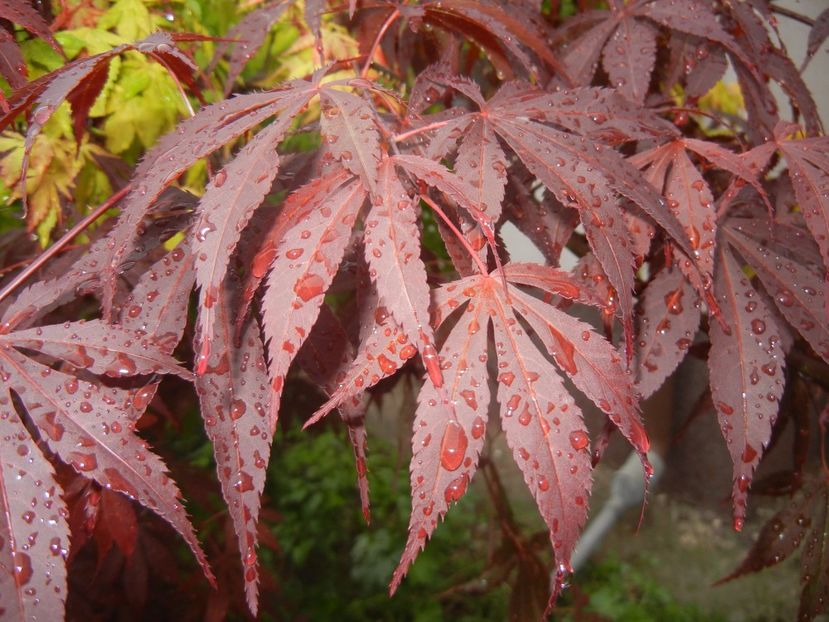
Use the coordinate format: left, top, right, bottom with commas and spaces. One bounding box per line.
0, 0, 828, 619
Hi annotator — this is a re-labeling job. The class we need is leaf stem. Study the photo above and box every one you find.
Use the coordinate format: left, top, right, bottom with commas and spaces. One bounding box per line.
419, 194, 488, 275
769, 3, 814, 27
0, 184, 132, 306
360, 8, 399, 79
392, 119, 452, 143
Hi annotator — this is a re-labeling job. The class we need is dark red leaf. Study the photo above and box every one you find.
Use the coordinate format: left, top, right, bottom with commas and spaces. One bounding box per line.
0, 403, 68, 621
708, 245, 786, 529
320, 88, 381, 192
601, 17, 657, 103
390, 294, 490, 591
107, 79, 319, 311
195, 277, 272, 615
0, 347, 215, 586
212, 0, 292, 95
364, 158, 442, 387
635, 268, 700, 399
193, 92, 314, 363
0, 27, 26, 89
262, 178, 366, 428
723, 221, 829, 363
0, 0, 63, 57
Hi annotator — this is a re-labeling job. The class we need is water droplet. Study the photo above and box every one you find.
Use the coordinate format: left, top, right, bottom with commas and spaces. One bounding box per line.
440, 421, 468, 471
569, 430, 589, 450
443, 474, 468, 503
231, 399, 246, 420
294, 273, 325, 302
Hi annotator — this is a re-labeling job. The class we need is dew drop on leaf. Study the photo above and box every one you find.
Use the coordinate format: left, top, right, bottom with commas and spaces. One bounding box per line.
294, 273, 325, 302
443, 474, 468, 503
569, 430, 589, 450
439, 420, 468, 471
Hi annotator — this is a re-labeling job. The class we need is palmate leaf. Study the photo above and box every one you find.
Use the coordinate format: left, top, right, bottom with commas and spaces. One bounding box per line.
388, 270, 646, 601
195, 276, 271, 615
556, 0, 760, 96
0, 339, 214, 601
708, 244, 786, 529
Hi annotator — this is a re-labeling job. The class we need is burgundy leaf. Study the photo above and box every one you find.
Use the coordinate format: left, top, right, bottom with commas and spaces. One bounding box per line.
4, 320, 191, 380
0, 347, 215, 586
118, 240, 195, 353
304, 0, 324, 52
635, 268, 700, 399
601, 18, 657, 103
65, 60, 110, 145
511, 288, 649, 461
799, 483, 829, 621
489, 111, 690, 258
0, 0, 63, 56
213, 0, 292, 95
637, 0, 760, 83
632, 141, 717, 281
495, 86, 678, 144
503, 263, 585, 303
560, 15, 616, 86
489, 281, 592, 575
263, 178, 366, 429
708, 245, 785, 529
718, 482, 813, 583
392, 154, 495, 236
777, 136, 829, 269
236, 166, 353, 336
491, 117, 637, 352
364, 158, 442, 387
390, 294, 490, 591
424, 0, 569, 82
193, 94, 313, 368
453, 118, 507, 221
805, 8, 829, 70
723, 222, 829, 363
0, 27, 26, 89
107, 80, 319, 310
320, 88, 381, 192
0, 403, 68, 622
195, 278, 271, 616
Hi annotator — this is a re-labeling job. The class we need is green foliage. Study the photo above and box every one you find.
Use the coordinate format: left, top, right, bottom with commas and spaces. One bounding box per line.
563, 557, 727, 622
264, 418, 508, 621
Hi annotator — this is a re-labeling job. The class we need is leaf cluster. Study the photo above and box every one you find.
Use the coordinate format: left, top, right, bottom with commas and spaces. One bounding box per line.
0, 0, 828, 620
